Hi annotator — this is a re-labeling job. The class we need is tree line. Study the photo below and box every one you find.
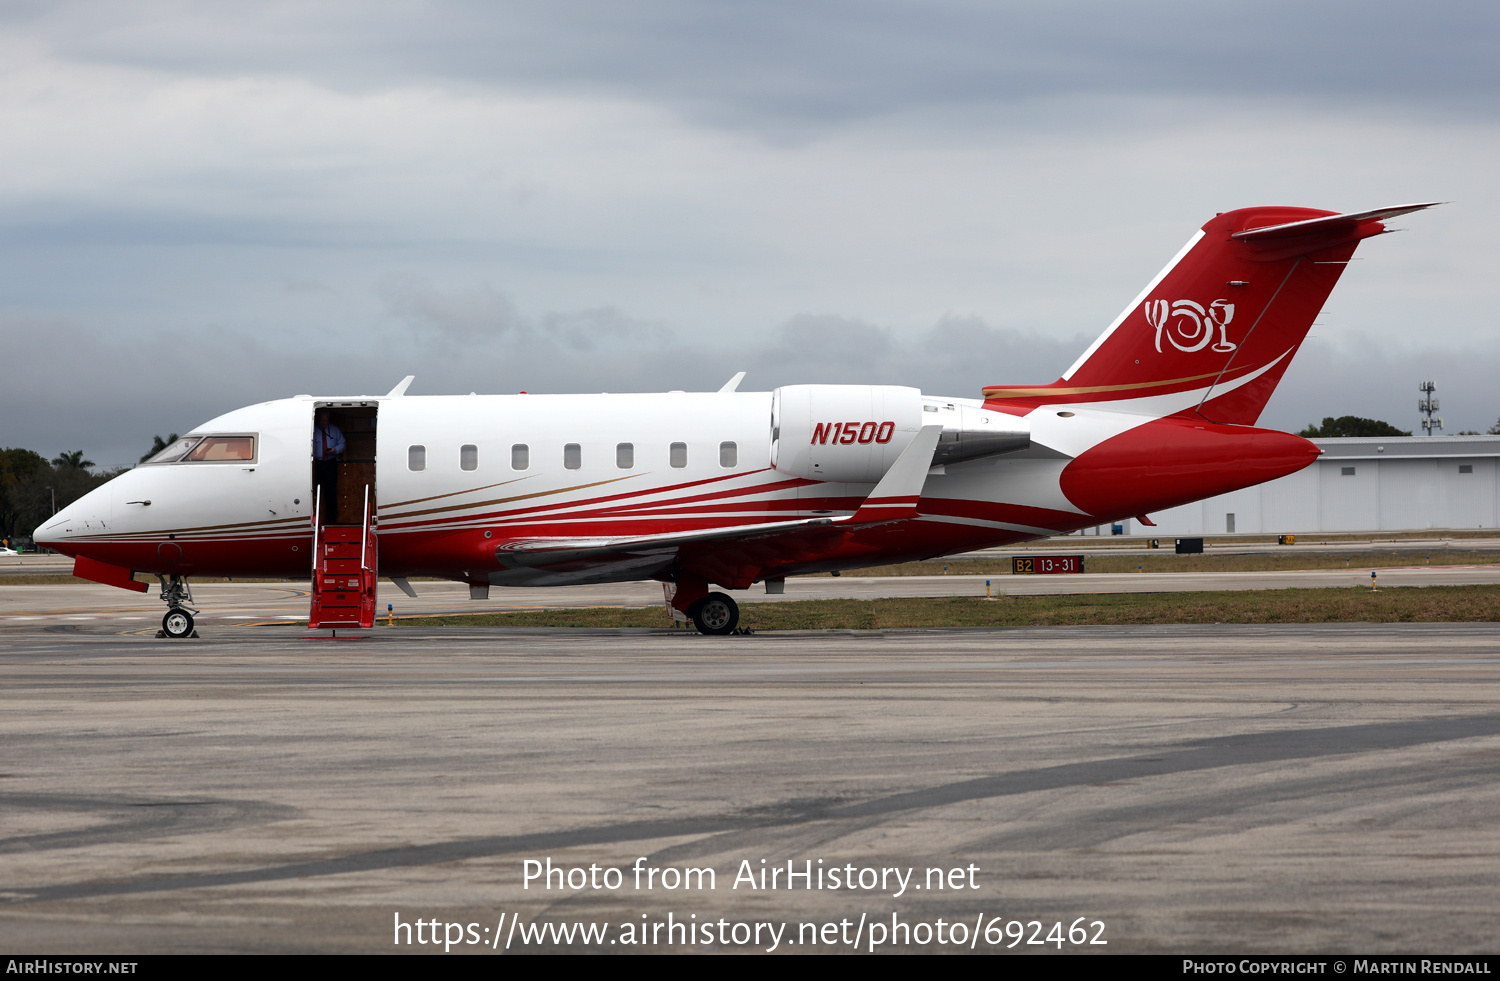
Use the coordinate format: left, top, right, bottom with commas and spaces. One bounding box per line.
0, 435, 184, 543
0, 448, 129, 543
1299, 417, 1500, 437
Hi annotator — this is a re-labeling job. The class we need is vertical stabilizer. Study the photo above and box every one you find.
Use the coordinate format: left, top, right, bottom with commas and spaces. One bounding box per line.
983, 203, 1437, 424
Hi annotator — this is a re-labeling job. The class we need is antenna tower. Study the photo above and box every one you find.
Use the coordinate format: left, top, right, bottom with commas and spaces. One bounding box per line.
1418, 381, 1443, 435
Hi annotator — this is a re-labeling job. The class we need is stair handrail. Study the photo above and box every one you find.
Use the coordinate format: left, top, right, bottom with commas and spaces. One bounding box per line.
360, 483, 370, 574
311, 484, 322, 583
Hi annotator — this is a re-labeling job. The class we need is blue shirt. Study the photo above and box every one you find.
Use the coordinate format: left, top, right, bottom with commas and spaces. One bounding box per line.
314, 424, 346, 460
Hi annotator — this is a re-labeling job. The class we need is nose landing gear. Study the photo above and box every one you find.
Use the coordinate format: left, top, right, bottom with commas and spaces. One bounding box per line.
156, 575, 199, 639
162, 609, 196, 639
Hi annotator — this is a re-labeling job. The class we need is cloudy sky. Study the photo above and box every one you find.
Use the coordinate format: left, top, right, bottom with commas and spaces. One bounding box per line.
2, 1, 1498, 466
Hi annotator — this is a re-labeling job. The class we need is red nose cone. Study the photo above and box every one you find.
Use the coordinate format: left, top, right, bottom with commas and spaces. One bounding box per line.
1059, 417, 1320, 520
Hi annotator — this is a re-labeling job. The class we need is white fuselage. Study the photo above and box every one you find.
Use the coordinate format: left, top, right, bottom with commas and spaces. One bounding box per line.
42, 388, 1144, 587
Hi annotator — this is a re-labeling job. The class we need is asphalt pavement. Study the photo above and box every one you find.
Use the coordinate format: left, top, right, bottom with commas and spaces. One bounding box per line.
1, 622, 1497, 952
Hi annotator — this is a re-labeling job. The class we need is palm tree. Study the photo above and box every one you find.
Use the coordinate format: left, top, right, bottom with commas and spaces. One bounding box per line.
52, 450, 94, 471
141, 434, 181, 463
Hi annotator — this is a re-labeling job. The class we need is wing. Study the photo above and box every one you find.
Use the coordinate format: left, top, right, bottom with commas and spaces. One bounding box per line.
491, 426, 945, 586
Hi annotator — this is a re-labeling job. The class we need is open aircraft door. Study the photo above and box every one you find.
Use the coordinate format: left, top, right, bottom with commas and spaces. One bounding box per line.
308, 401, 378, 629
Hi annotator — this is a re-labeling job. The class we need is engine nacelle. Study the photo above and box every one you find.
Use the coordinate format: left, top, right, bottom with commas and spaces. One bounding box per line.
771, 385, 924, 483
930, 402, 1031, 466
772, 385, 1032, 483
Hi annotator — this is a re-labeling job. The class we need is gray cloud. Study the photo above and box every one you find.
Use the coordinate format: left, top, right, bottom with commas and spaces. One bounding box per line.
11, 291, 1484, 471
537, 307, 676, 353
7, 2, 1497, 137
757, 314, 895, 379
0, 3, 1493, 473
377, 274, 526, 343
376, 274, 676, 353
0, 301, 1064, 467
1266, 335, 1500, 437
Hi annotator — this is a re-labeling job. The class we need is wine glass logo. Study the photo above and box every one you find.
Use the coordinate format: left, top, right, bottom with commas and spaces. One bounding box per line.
1144, 299, 1237, 353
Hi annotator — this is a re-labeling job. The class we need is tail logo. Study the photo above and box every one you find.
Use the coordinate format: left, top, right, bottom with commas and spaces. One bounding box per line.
1144, 299, 1237, 353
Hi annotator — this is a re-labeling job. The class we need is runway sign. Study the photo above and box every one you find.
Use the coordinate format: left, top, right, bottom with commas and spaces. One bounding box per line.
1011, 555, 1085, 575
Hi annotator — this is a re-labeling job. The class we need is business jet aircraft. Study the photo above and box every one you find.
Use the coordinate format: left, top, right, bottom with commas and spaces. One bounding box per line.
38, 203, 1435, 637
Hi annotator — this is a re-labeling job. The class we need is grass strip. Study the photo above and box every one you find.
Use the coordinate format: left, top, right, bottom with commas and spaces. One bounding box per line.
396, 584, 1500, 630
857, 549, 1500, 576
0, 575, 96, 585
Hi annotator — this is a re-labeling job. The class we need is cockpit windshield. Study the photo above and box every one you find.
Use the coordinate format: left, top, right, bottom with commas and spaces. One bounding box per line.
184, 436, 256, 461
142, 435, 257, 464
143, 436, 203, 464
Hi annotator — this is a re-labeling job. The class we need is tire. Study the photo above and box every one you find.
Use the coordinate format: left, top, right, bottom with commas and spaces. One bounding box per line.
162, 610, 195, 639
691, 592, 739, 636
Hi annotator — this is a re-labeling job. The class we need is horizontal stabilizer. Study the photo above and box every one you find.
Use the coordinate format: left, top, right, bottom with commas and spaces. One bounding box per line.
1233, 202, 1440, 241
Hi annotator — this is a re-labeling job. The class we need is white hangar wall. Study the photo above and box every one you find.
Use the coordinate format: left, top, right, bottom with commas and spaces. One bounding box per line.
1089, 436, 1500, 537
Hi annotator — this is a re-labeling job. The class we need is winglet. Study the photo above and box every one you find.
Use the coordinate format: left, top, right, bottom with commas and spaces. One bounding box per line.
850, 425, 943, 524
717, 371, 746, 393
386, 375, 415, 397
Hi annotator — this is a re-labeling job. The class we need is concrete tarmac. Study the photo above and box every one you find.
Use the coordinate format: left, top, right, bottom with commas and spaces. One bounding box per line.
1, 621, 1498, 953
3, 564, 1500, 628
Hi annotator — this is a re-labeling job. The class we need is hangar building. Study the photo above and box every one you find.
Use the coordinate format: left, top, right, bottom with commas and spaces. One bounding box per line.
1096, 436, 1500, 537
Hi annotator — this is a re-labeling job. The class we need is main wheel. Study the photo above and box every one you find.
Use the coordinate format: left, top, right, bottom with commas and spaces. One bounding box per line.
162, 609, 195, 639
691, 592, 739, 636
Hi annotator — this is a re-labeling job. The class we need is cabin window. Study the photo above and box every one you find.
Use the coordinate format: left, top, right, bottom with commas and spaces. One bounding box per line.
409, 445, 426, 471
616, 443, 634, 469
511, 444, 529, 470
460, 444, 478, 471
670, 442, 687, 468
183, 435, 255, 462
1460, 464, 1474, 474
720, 441, 737, 468
1341, 466, 1356, 476
564, 443, 582, 470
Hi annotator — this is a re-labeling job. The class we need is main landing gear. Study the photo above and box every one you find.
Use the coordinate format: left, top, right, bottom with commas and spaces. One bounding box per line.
670, 573, 749, 636
688, 592, 740, 636
156, 574, 199, 639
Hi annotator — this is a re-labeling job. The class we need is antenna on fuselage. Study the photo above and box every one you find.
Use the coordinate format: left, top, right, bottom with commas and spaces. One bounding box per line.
717, 371, 746, 393
386, 375, 415, 397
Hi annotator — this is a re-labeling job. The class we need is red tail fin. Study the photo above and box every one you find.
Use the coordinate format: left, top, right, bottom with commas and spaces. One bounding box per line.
983, 203, 1437, 424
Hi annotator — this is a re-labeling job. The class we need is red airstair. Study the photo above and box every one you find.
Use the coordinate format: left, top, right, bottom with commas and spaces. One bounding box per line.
309, 485, 377, 629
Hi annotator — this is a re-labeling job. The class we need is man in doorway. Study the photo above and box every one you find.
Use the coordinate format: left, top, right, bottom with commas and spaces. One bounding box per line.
313, 409, 346, 524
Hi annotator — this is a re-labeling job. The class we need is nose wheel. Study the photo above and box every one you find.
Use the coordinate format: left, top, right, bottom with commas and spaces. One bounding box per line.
161, 610, 196, 639
689, 592, 740, 636
156, 574, 200, 638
